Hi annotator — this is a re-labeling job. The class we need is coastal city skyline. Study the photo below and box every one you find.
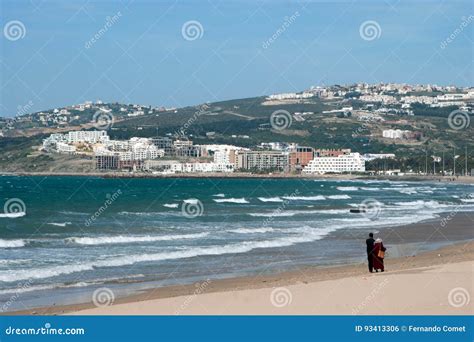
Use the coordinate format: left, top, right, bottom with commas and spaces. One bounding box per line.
1, 0, 473, 117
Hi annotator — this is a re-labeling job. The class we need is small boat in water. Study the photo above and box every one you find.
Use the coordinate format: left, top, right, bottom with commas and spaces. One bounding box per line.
349, 209, 366, 214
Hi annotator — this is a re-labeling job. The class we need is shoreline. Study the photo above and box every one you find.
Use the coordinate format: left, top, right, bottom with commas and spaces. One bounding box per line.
2, 171, 474, 184
8, 238, 473, 316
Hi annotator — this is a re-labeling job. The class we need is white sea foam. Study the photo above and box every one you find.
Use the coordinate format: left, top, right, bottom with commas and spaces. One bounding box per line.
183, 199, 200, 204
0, 212, 25, 218
213, 198, 249, 204
66, 232, 208, 246
461, 198, 474, 203
163, 203, 179, 208
212, 193, 225, 197
0, 239, 25, 248
248, 212, 296, 217
229, 227, 275, 234
281, 196, 326, 201
47, 222, 71, 227
336, 186, 358, 191
0, 233, 332, 283
327, 195, 351, 200
257, 197, 284, 203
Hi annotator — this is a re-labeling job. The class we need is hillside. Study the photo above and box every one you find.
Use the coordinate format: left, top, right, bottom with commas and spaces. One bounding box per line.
1, 86, 473, 173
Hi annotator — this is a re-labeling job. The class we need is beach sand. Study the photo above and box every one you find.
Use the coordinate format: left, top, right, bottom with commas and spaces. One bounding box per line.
8, 214, 474, 316
71, 258, 473, 315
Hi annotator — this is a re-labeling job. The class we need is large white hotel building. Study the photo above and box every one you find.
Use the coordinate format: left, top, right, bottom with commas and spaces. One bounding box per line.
302, 152, 365, 174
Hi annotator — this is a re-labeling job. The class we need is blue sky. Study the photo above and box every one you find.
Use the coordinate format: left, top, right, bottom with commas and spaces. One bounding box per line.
1, 0, 473, 117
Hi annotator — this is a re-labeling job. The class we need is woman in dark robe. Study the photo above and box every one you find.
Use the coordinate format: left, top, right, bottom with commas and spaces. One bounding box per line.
372, 238, 386, 272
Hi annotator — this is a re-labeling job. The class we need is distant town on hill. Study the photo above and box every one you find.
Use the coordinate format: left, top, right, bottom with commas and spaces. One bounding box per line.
0, 83, 473, 175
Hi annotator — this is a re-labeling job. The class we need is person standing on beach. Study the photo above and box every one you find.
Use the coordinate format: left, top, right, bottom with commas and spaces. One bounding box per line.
372, 238, 387, 272
366, 233, 375, 273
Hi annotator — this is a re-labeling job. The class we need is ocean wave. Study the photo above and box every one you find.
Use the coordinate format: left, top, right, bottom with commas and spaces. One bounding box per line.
0, 212, 25, 218
47, 222, 72, 227
461, 198, 474, 203
163, 203, 179, 208
229, 227, 275, 234
282, 196, 325, 201
257, 197, 284, 203
213, 198, 249, 204
0, 239, 26, 248
183, 199, 200, 204
248, 212, 296, 217
327, 195, 351, 200
66, 232, 209, 246
393, 200, 445, 208
212, 193, 225, 197
336, 186, 358, 191
0, 233, 332, 283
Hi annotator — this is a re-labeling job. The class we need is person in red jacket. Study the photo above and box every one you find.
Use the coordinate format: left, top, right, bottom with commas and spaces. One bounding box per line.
372, 238, 387, 272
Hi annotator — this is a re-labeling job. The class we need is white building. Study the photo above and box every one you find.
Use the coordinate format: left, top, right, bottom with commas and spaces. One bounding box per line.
382, 129, 409, 139
170, 162, 234, 173
303, 153, 365, 174
56, 142, 76, 154
67, 131, 109, 144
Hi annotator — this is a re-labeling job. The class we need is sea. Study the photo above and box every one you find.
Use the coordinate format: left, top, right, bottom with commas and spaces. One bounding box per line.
1, 176, 473, 311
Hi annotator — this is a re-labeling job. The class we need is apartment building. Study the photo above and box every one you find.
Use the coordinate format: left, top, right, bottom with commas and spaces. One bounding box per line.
235, 151, 289, 172
303, 153, 365, 174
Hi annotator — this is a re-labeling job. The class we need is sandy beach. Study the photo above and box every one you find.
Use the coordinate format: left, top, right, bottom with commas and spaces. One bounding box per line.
11, 237, 472, 316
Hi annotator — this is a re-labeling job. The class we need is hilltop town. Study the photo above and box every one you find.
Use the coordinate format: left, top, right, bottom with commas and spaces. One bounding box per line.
1, 83, 472, 176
